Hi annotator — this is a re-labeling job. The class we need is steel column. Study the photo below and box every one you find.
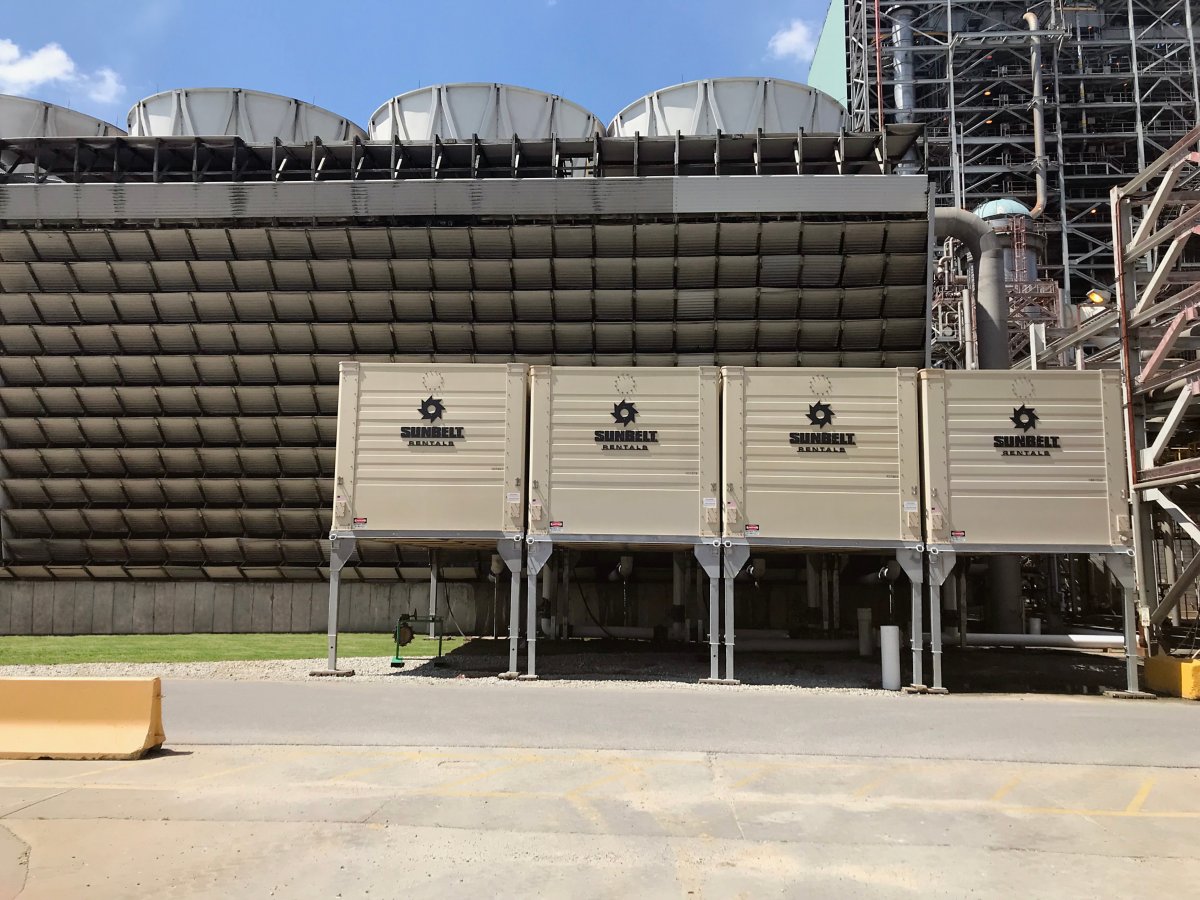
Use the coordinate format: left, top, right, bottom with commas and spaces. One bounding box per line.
522, 540, 553, 679
897, 548, 925, 689
722, 542, 751, 684
693, 541, 723, 683
496, 538, 524, 678
317, 536, 357, 675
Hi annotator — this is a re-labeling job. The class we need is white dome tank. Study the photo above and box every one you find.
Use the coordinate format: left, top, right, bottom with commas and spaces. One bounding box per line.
0, 94, 125, 137
608, 77, 848, 136
127, 88, 366, 142
368, 83, 602, 141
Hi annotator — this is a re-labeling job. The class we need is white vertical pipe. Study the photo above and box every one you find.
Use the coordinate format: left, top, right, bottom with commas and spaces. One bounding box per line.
881, 625, 902, 690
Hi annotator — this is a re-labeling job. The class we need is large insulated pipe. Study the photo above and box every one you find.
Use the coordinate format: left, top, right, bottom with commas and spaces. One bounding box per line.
933, 208, 1009, 370
947, 632, 1124, 649
1023, 11, 1048, 218
933, 207, 1023, 632
891, 7, 917, 124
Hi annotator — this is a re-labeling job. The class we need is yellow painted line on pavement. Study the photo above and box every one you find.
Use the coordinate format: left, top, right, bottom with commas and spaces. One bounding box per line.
56, 758, 160, 781
852, 775, 889, 798
726, 766, 770, 791
430, 757, 542, 795
1125, 778, 1156, 814
323, 753, 422, 783
990, 776, 1022, 802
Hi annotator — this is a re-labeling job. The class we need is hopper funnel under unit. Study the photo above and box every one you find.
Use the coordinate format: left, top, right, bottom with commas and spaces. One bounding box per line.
127, 88, 367, 142
526, 366, 720, 545
721, 367, 922, 547
331, 362, 528, 541
920, 369, 1131, 553
368, 83, 603, 141
607, 77, 848, 137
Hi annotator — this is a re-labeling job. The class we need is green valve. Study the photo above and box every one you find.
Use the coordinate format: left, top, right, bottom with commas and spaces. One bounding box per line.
391, 614, 447, 668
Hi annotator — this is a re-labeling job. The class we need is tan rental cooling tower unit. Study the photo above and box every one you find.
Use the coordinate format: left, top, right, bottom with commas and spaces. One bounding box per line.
722, 367, 922, 547
526, 366, 720, 543
920, 369, 1131, 551
331, 362, 528, 540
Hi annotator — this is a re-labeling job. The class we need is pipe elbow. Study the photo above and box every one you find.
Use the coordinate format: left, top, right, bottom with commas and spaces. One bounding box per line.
933, 207, 992, 258
1022, 11, 1040, 35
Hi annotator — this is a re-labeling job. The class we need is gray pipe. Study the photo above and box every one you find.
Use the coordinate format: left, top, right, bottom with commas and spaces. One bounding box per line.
892, 7, 916, 124
1023, 12, 1048, 218
933, 207, 1022, 631
933, 207, 1010, 370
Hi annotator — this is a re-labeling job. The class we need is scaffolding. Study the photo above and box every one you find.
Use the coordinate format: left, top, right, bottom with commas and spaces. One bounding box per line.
837, 0, 1200, 365
1020, 124, 1200, 652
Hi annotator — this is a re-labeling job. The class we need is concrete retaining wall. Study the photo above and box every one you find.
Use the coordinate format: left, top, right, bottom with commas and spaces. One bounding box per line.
0, 581, 489, 636
0, 574, 888, 636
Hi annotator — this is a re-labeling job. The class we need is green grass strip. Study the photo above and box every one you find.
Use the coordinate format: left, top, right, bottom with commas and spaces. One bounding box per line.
0, 633, 466, 666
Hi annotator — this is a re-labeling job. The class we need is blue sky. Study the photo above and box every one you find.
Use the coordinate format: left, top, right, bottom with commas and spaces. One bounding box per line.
0, 0, 829, 129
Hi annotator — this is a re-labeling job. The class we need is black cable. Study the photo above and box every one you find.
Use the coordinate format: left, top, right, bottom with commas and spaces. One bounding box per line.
576, 580, 618, 640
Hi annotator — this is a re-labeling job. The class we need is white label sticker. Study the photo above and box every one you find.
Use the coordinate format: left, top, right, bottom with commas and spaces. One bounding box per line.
506, 492, 521, 503
902, 500, 918, 512
702, 497, 718, 508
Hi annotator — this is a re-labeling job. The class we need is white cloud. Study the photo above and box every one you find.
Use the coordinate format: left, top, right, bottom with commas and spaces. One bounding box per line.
767, 19, 817, 64
0, 38, 124, 104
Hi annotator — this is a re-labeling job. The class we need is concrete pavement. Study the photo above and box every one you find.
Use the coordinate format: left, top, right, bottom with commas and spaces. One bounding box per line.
163, 677, 1200, 766
2, 679, 1198, 898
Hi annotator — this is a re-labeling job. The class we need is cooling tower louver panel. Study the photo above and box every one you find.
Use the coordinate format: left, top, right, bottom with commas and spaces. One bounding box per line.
0, 206, 927, 577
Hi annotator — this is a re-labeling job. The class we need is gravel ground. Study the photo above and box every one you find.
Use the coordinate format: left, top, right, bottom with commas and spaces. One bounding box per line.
0, 650, 888, 693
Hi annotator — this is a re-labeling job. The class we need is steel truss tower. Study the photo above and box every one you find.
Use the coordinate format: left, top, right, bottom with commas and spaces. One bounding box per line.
838, 0, 1200, 352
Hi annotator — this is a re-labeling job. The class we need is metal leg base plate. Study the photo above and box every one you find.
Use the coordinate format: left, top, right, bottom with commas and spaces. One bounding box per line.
517, 674, 540, 681
498, 671, 520, 680
309, 669, 355, 678
1103, 690, 1157, 700
699, 678, 741, 686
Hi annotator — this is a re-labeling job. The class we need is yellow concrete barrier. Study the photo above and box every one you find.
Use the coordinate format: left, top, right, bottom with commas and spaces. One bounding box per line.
1144, 654, 1200, 701
0, 677, 166, 759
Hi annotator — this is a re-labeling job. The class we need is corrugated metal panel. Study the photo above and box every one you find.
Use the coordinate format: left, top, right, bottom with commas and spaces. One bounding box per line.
0, 176, 922, 223
526, 366, 721, 542
333, 362, 527, 537
920, 370, 1130, 551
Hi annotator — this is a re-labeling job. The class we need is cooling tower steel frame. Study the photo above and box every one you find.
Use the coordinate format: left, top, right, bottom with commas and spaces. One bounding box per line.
827, 0, 1200, 366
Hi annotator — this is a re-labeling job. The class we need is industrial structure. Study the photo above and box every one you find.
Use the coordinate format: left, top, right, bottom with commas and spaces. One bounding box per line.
0, 81, 934, 641
1021, 124, 1200, 668
0, 71, 1168, 693
811, 0, 1200, 366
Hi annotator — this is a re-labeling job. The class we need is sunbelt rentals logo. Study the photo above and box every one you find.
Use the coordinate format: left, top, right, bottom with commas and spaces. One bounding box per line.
993, 404, 1061, 457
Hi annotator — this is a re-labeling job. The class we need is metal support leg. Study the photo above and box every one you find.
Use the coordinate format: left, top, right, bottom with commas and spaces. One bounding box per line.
522, 540, 553, 680
428, 549, 439, 638
311, 536, 357, 677
558, 549, 571, 638
722, 541, 750, 684
693, 541, 722, 682
496, 538, 524, 679
1105, 552, 1154, 698
926, 549, 955, 694
896, 548, 925, 690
